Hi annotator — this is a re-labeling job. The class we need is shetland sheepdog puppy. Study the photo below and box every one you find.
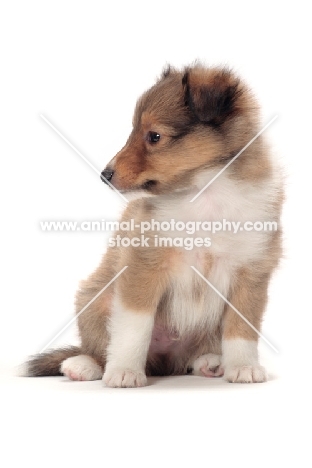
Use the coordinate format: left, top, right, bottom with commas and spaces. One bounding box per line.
25, 64, 283, 387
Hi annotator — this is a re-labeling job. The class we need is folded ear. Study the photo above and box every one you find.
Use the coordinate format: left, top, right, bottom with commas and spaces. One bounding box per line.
182, 67, 242, 126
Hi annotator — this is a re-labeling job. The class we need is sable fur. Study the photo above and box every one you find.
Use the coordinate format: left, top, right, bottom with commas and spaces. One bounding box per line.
25, 64, 283, 384
26, 347, 81, 376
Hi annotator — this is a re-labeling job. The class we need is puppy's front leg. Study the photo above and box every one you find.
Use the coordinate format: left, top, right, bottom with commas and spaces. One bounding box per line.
103, 257, 168, 388
222, 267, 271, 383
103, 297, 155, 388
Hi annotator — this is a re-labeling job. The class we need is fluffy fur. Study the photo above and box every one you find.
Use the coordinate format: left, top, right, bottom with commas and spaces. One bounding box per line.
25, 64, 283, 387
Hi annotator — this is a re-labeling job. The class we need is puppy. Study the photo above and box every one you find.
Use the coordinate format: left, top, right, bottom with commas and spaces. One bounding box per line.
26, 64, 283, 387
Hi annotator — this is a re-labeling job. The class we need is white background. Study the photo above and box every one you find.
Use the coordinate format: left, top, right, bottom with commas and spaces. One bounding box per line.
1, 1, 311, 467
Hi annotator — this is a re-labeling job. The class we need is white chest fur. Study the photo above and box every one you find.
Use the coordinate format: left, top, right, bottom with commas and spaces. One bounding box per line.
154, 171, 279, 266
152, 171, 279, 334
168, 252, 232, 335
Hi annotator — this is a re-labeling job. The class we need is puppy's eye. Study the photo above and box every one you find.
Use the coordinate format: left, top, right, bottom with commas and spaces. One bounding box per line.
147, 131, 161, 144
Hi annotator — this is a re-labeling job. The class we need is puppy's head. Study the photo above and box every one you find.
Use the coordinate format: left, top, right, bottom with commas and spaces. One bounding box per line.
101, 65, 259, 195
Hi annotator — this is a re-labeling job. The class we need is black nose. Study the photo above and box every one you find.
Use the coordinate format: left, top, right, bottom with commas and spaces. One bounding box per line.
101, 168, 114, 184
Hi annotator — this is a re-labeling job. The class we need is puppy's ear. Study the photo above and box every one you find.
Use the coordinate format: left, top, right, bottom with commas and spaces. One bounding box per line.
182, 68, 241, 126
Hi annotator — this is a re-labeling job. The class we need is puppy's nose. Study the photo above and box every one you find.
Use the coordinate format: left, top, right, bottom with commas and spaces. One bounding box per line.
101, 168, 114, 184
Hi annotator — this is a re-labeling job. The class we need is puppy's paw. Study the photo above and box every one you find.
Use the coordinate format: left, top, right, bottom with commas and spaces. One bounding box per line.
192, 353, 224, 377
60, 355, 103, 381
103, 368, 147, 388
224, 365, 267, 383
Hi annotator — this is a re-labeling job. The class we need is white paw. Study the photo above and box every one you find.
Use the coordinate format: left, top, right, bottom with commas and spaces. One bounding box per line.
60, 355, 103, 381
192, 354, 224, 377
103, 368, 147, 388
224, 365, 268, 383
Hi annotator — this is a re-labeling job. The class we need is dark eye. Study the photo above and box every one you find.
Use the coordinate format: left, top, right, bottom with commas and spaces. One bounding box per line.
147, 131, 161, 144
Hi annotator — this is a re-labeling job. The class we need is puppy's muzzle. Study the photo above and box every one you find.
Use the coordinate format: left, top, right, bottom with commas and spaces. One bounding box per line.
101, 168, 114, 184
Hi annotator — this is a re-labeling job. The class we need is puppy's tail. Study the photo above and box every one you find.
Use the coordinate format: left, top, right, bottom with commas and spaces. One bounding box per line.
22, 346, 81, 377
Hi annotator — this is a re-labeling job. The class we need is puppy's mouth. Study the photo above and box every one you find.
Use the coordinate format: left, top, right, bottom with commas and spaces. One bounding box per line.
101, 174, 159, 194
119, 179, 158, 195
140, 180, 158, 191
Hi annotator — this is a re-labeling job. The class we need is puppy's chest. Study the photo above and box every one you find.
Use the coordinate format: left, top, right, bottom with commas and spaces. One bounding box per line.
161, 251, 232, 335
153, 176, 273, 265
153, 177, 273, 333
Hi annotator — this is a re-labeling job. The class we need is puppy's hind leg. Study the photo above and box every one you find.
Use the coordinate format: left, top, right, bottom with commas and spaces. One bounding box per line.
74, 248, 119, 377
61, 355, 103, 381
192, 353, 224, 377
